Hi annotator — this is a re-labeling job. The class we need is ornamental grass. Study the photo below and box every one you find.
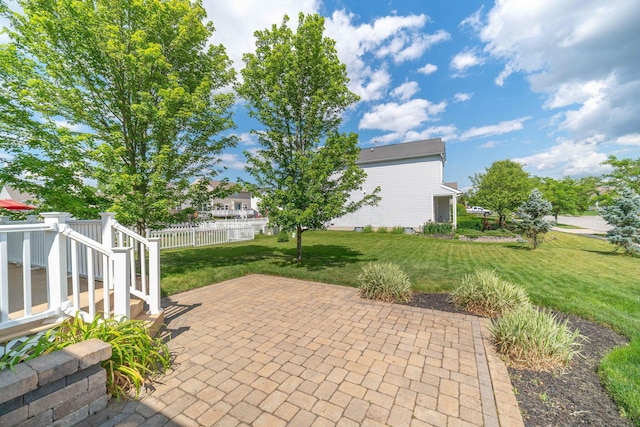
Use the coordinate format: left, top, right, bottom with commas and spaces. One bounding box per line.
358, 262, 412, 303
451, 269, 530, 318
490, 305, 584, 371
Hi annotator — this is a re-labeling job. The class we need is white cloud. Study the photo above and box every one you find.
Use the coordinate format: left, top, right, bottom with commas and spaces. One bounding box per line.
450, 48, 484, 76
480, 141, 496, 149
513, 137, 610, 177
459, 117, 529, 140
390, 81, 419, 101
237, 132, 259, 146
359, 99, 446, 133
358, 68, 392, 101
418, 63, 438, 75
615, 134, 640, 146
203, 0, 320, 70
325, 10, 449, 101
368, 125, 459, 146
404, 125, 459, 142
453, 92, 473, 102
477, 0, 640, 142
53, 120, 88, 133
459, 7, 484, 33
218, 153, 247, 170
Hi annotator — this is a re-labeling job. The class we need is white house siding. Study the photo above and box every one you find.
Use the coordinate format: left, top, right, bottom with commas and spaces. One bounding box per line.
332, 156, 445, 229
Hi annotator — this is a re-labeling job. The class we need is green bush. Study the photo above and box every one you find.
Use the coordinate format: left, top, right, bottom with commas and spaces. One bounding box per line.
49, 314, 171, 399
423, 221, 453, 235
277, 230, 290, 242
457, 218, 481, 230
490, 305, 584, 370
377, 226, 388, 233
363, 225, 373, 233
358, 262, 412, 303
391, 226, 405, 234
451, 269, 530, 317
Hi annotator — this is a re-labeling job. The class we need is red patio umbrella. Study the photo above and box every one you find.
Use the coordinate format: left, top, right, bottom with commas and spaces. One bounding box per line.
0, 199, 35, 210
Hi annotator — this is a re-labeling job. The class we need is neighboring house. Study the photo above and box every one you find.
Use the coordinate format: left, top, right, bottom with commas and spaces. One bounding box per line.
183, 180, 258, 219
330, 138, 461, 230
0, 185, 37, 211
0, 184, 35, 205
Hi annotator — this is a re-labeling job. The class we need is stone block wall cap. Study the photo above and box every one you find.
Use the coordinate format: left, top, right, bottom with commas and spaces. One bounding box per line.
62, 339, 112, 370
0, 362, 38, 404
24, 350, 78, 386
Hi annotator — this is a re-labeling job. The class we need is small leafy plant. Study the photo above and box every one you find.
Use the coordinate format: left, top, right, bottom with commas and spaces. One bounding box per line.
377, 226, 388, 233
277, 230, 290, 242
358, 262, 412, 303
423, 221, 453, 235
0, 331, 55, 370
362, 224, 373, 233
391, 226, 405, 234
451, 269, 529, 317
490, 305, 584, 370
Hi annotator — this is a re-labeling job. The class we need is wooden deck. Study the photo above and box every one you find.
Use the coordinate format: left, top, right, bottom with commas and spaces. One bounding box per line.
2, 263, 163, 342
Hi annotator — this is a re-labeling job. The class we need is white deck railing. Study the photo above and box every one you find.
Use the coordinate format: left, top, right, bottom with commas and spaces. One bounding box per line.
0, 212, 162, 334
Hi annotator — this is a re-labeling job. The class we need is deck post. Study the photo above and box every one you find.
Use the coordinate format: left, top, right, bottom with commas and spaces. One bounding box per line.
112, 247, 131, 319
41, 213, 70, 314
100, 212, 115, 249
0, 232, 8, 323
147, 238, 161, 314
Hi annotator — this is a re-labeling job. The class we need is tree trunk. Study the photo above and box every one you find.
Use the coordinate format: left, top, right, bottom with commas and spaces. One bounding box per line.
296, 225, 303, 262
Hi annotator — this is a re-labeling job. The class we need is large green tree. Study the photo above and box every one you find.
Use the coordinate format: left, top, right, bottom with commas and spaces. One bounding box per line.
602, 155, 640, 194
0, 0, 236, 231
468, 159, 533, 226
537, 176, 597, 220
237, 13, 379, 261
0, 40, 108, 218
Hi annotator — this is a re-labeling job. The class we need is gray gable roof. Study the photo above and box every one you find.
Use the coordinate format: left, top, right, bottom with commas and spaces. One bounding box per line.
357, 138, 445, 165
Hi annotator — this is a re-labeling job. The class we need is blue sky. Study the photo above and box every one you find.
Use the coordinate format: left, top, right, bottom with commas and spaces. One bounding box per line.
2, 0, 639, 190
205, 0, 640, 189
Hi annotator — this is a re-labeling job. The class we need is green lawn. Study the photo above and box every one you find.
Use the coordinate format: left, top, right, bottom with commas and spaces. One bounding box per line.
160, 230, 640, 423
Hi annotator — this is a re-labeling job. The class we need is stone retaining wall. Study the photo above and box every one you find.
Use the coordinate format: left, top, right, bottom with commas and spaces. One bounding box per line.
0, 338, 112, 427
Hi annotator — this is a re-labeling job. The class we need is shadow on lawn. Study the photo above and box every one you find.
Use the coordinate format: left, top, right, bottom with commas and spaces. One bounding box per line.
160, 244, 276, 275
277, 244, 367, 271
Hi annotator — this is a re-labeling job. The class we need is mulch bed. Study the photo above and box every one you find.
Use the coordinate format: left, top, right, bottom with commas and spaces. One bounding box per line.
405, 293, 633, 426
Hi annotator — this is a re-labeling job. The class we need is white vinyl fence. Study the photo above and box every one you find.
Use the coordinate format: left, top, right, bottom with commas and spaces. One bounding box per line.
148, 221, 256, 250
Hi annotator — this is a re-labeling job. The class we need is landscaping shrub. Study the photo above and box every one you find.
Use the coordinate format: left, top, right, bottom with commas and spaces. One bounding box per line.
358, 262, 412, 303
56, 314, 170, 399
277, 230, 290, 242
362, 224, 373, 233
490, 305, 584, 370
377, 226, 388, 233
451, 269, 530, 317
391, 226, 405, 234
423, 221, 453, 235
457, 217, 481, 230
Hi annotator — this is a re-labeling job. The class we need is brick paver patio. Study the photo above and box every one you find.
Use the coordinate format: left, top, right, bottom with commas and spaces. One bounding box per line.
80, 275, 523, 426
